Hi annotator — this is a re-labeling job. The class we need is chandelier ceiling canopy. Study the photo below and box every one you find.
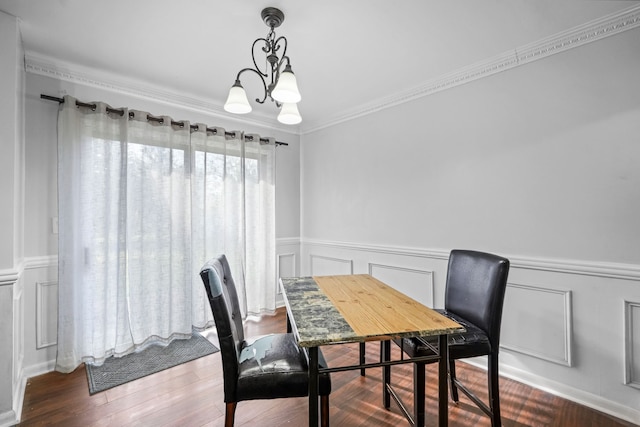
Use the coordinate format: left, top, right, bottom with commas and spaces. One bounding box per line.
224, 7, 302, 125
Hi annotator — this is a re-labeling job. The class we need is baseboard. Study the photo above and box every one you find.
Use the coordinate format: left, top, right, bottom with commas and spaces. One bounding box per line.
23, 359, 57, 380
0, 367, 25, 427
463, 359, 640, 425
9, 371, 28, 427
0, 409, 18, 427
9, 359, 58, 427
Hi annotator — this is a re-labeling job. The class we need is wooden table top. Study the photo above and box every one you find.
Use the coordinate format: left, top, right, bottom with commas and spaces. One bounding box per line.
280, 274, 464, 347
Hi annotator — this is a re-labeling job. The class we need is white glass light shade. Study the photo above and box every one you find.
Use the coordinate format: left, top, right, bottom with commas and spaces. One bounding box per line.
224, 83, 252, 114
277, 103, 302, 125
272, 66, 301, 104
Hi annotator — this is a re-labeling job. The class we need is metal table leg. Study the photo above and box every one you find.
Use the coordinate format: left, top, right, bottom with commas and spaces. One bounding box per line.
309, 346, 319, 426
381, 340, 391, 408
438, 334, 448, 427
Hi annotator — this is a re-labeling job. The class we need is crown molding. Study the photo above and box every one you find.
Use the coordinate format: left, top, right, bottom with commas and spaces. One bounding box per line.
23, 5, 640, 136
24, 52, 299, 135
300, 4, 640, 134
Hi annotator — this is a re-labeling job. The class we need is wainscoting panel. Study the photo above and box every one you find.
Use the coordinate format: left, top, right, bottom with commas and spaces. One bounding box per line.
276, 239, 301, 307
625, 300, 640, 388
13, 272, 25, 421
369, 263, 434, 308
298, 239, 640, 423
501, 282, 573, 366
277, 253, 296, 296
35, 281, 58, 349
309, 254, 354, 276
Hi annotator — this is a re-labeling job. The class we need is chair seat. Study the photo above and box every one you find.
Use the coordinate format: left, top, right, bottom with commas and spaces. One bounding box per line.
237, 333, 331, 401
395, 310, 491, 360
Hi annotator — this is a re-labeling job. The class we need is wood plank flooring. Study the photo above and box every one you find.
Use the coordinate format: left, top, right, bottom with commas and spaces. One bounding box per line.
18, 308, 638, 426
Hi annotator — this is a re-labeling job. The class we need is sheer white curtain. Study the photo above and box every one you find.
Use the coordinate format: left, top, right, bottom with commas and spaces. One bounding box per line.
56, 96, 276, 373
190, 125, 276, 317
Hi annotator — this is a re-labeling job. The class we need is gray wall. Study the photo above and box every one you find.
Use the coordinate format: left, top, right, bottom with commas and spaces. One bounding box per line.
301, 28, 640, 264
0, 10, 25, 427
299, 25, 640, 422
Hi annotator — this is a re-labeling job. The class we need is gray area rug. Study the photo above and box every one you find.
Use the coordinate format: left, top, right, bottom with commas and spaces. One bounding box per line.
85, 331, 218, 395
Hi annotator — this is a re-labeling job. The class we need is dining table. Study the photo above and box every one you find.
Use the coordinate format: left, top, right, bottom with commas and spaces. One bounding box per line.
279, 274, 464, 427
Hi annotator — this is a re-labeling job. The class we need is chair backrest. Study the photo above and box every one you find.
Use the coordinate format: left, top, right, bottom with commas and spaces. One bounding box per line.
200, 254, 244, 401
444, 250, 510, 348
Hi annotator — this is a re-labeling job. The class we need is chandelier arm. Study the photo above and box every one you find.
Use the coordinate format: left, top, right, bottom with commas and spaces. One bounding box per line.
268, 36, 288, 91
273, 35, 288, 63
235, 68, 269, 104
251, 38, 271, 77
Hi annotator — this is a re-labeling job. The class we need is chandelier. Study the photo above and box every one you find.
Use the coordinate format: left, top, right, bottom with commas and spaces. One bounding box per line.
223, 7, 302, 125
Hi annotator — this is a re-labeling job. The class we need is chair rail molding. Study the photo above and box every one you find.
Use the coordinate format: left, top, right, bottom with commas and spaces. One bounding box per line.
302, 238, 640, 281
0, 263, 22, 287
276, 237, 301, 246
23, 255, 57, 271
303, 238, 450, 261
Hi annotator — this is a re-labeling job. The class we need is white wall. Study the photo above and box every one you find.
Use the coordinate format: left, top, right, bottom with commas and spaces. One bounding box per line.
301, 29, 640, 263
0, 11, 22, 270
0, 10, 25, 427
300, 26, 640, 423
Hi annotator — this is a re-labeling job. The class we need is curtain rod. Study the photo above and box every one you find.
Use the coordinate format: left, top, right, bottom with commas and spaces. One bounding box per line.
40, 94, 288, 146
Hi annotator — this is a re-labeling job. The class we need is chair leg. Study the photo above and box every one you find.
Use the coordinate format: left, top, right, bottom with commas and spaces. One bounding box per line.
321, 395, 330, 427
224, 402, 237, 427
413, 361, 426, 427
488, 352, 501, 427
449, 358, 459, 402
360, 342, 366, 376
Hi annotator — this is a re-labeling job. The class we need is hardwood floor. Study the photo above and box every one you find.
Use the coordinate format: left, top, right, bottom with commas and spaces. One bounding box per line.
19, 308, 637, 427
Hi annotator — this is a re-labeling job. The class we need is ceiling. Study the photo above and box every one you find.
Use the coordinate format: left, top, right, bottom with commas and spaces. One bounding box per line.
0, 0, 636, 133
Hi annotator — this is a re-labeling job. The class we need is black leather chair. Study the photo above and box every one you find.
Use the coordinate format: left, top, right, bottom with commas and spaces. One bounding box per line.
200, 255, 332, 427
383, 249, 510, 427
